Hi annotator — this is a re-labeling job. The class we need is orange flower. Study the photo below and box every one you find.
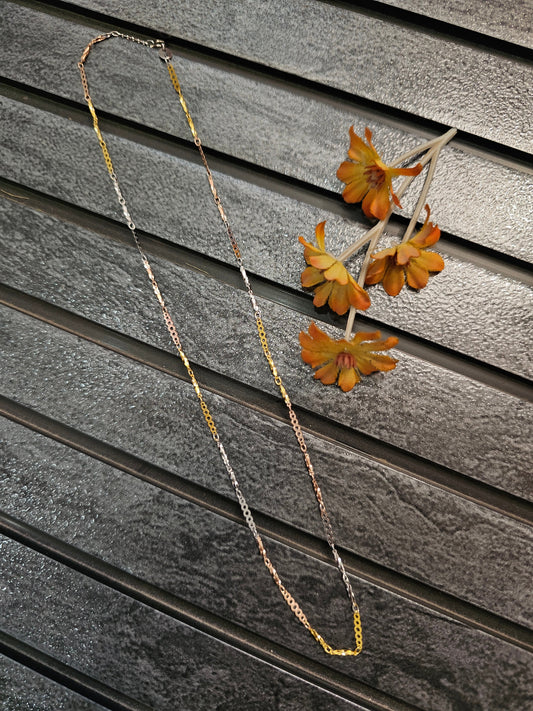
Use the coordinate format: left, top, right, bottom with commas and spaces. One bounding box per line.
337, 127, 423, 220
299, 321, 399, 392
299, 221, 371, 315
365, 206, 445, 296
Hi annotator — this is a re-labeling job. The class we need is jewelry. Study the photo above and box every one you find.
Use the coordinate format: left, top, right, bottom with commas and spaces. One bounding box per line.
78, 32, 362, 657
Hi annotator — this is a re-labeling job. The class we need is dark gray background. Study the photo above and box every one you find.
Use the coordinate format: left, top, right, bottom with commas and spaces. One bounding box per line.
1, 1, 532, 710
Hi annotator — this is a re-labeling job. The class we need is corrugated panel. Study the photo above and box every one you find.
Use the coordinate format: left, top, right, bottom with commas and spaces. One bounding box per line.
1, 1, 532, 709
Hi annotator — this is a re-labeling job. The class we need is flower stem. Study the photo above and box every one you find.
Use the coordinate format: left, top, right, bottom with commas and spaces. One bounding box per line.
337, 222, 381, 263
400, 127, 457, 243
390, 127, 456, 168
343, 229, 381, 340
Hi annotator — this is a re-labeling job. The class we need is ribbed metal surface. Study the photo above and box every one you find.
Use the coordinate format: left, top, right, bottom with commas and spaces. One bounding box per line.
1, 1, 532, 709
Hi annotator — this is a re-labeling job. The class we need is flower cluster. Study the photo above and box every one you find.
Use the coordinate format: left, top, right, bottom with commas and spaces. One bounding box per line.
298, 125, 451, 391
299, 221, 370, 315
336, 127, 422, 220
300, 322, 398, 392
365, 206, 444, 296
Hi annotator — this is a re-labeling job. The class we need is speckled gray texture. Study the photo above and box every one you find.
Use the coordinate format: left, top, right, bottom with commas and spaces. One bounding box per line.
2, 2, 533, 708
1, 195, 531, 381
1, 267, 531, 500
2, 400, 532, 627
2, 531, 533, 710
0, 539, 373, 711
1, 3, 532, 261
0, 656, 107, 711
66, 0, 533, 152
383, 0, 533, 49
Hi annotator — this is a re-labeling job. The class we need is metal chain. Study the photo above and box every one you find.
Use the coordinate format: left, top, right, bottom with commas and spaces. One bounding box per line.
78, 33, 362, 657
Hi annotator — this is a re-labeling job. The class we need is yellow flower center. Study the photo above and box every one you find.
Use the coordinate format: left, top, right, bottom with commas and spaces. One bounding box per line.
336, 352, 356, 369
364, 163, 386, 189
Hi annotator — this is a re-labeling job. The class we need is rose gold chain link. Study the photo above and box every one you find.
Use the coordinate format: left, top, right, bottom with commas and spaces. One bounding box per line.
78, 33, 362, 657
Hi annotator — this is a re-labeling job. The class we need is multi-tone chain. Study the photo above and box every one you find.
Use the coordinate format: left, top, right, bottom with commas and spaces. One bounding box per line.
78, 31, 362, 657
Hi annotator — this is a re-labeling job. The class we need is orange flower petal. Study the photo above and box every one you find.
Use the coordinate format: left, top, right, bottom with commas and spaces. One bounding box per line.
336, 160, 364, 184
364, 257, 388, 285
329, 281, 350, 315
300, 344, 330, 368
390, 163, 423, 178
301, 265, 324, 288
388, 180, 404, 210
300, 323, 344, 360
363, 127, 380, 158
405, 259, 429, 290
396, 242, 420, 265
359, 335, 399, 352
298, 235, 322, 262
414, 250, 445, 273
323, 260, 348, 284
357, 353, 398, 375
382, 263, 405, 296
416, 223, 441, 248
348, 278, 371, 311
313, 280, 333, 307
347, 125, 377, 163
314, 361, 339, 385
371, 245, 398, 260
315, 221, 326, 251
342, 181, 368, 204
309, 253, 337, 270
362, 186, 390, 221
338, 367, 359, 392
351, 330, 382, 345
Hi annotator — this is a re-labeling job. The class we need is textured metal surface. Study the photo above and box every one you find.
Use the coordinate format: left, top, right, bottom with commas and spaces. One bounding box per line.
0, 656, 107, 711
1, 3, 532, 261
69, 0, 533, 152
1, 104, 532, 381
1, 316, 532, 628
2, 1, 532, 708
383, 0, 533, 48
0, 538, 372, 711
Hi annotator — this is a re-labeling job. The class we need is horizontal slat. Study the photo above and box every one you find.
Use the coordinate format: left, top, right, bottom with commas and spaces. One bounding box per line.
60, 0, 533, 152
379, 0, 533, 49
0, 538, 374, 711
1, 314, 532, 627
1, 3, 532, 261
1, 101, 532, 381
0, 655, 108, 711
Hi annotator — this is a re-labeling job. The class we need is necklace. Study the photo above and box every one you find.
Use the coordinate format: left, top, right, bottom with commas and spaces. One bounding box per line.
78, 31, 363, 657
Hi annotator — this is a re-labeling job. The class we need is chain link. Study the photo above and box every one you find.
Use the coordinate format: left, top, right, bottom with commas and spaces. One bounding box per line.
78, 32, 362, 657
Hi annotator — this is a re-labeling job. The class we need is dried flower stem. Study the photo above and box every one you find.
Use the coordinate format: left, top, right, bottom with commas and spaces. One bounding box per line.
344, 228, 382, 339
341, 127, 456, 340
390, 132, 449, 168
400, 128, 456, 243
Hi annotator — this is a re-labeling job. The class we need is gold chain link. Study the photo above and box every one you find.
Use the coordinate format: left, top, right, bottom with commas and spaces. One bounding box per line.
78, 33, 362, 657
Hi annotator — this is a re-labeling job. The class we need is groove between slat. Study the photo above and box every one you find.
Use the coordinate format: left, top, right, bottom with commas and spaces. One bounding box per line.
0, 516, 421, 711
0, 630, 151, 711
320, 0, 533, 57
1, 287, 532, 526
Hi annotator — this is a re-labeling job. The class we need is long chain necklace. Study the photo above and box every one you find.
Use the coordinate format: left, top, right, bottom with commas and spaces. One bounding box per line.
78, 31, 363, 657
